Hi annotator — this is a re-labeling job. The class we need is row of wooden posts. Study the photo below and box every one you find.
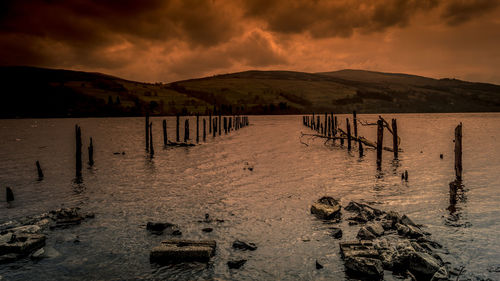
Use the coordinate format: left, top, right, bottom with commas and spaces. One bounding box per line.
302, 111, 399, 169
144, 114, 249, 156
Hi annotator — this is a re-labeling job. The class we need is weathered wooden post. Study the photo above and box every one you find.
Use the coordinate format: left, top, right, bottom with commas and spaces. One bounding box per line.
203, 118, 206, 141
6, 187, 14, 202
224, 117, 227, 134
353, 111, 358, 138
75, 125, 82, 178
312, 113, 315, 130
196, 114, 200, 143
229, 117, 232, 131
149, 122, 154, 155
184, 119, 189, 142
392, 119, 398, 159
88, 138, 94, 166
320, 123, 323, 135
324, 113, 327, 136
376, 120, 384, 169
36, 160, 44, 178
359, 139, 363, 157
219, 114, 222, 136
213, 118, 216, 137
316, 116, 320, 132
346, 118, 352, 151
209, 113, 212, 134
334, 116, 338, 136
163, 120, 167, 146
145, 113, 149, 151
176, 114, 180, 142
454, 123, 463, 180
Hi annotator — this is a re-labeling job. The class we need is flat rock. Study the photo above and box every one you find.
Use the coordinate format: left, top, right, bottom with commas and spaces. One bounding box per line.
340, 241, 380, 259
227, 259, 247, 269
357, 227, 377, 240
146, 222, 176, 232
0, 253, 19, 264
310, 197, 341, 220
366, 222, 384, 237
408, 252, 441, 278
150, 239, 216, 264
0, 233, 46, 256
9, 225, 41, 234
330, 227, 343, 239
232, 240, 257, 251
345, 256, 384, 279
430, 266, 449, 281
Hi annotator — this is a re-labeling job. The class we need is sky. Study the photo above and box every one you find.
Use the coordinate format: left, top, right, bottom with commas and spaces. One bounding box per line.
1, 0, 500, 84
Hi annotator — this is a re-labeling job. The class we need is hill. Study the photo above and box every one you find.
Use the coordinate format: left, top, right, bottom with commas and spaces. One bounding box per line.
1, 66, 500, 118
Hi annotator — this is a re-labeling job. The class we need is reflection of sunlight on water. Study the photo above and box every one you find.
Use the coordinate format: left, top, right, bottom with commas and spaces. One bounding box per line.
0, 113, 499, 280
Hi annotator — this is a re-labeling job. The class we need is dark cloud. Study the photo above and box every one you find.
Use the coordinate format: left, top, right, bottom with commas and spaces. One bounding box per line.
442, 0, 500, 25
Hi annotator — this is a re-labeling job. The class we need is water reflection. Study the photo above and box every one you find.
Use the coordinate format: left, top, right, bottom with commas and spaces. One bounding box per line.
446, 180, 469, 227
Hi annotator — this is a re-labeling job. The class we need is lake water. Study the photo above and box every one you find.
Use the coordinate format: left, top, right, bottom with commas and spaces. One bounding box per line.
0, 114, 499, 281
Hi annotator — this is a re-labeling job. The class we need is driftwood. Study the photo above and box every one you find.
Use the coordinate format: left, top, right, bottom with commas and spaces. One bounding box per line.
165, 141, 195, 147
300, 132, 396, 152
359, 116, 401, 146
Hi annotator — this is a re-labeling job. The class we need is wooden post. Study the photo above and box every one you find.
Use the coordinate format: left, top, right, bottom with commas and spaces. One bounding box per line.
184, 119, 189, 142
327, 116, 331, 137
176, 114, 180, 142
209, 113, 212, 133
312, 113, 315, 130
324, 113, 327, 136
376, 120, 383, 169
196, 114, 199, 143
149, 122, 154, 155
358, 139, 363, 157
346, 118, 351, 151
75, 125, 82, 178
330, 113, 334, 135
353, 111, 358, 138
229, 117, 232, 131
163, 120, 167, 146
145, 113, 149, 151
213, 118, 216, 137
219, 114, 222, 136
320, 123, 323, 135
203, 118, 206, 141
392, 119, 398, 159
454, 123, 463, 180
88, 138, 94, 166
224, 117, 227, 134
36, 160, 44, 178
316, 116, 320, 132
334, 116, 338, 136
6, 187, 14, 202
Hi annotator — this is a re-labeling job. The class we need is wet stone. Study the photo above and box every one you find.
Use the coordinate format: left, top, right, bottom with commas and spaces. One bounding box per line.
202, 228, 213, 233
330, 227, 343, 239
150, 239, 216, 264
345, 256, 384, 279
232, 240, 257, 251
228, 259, 247, 269
310, 196, 341, 220
357, 227, 377, 240
408, 252, 441, 278
0, 233, 46, 256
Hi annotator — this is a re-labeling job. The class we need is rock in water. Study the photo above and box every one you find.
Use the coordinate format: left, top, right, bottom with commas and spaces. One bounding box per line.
316, 260, 323, 269
310, 196, 341, 220
0, 233, 46, 256
366, 222, 385, 237
227, 259, 247, 269
146, 222, 175, 232
431, 266, 449, 281
409, 252, 441, 278
202, 228, 213, 233
330, 227, 343, 239
6, 187, 14, 202
357, 227, 377, 240
232, 240, 257, 251
345, 256, 384, 279
150, 239, 216, 264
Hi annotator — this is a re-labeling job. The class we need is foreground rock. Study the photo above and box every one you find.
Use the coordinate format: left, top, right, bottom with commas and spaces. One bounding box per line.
345, 256, 383, 279
227, 259, 247, 269
0, 233, 46, 258
150, 239, 216, 264
146, 222, 180, 235
232, 240, 257, 251
310, 196, 341, 220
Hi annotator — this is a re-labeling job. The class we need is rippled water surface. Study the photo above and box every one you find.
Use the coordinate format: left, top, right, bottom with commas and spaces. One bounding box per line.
1, 114, 500, 280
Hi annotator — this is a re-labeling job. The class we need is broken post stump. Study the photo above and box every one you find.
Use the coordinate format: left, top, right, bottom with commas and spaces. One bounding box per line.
36, 160, 44, 179
392, 119, 398, 159
213, 118, 216, 137
209, 113, 212, 134
376, 120, 384, 169
149, 122, 154, 156
347, 118, 352, 151
224, 117, 227, 134
219, 114, 222, 136
75, 125, 82, 178
353, 111, 358, 138
196, 114, 199, 143
88, 138, 94, 166
6, 187, 14, 202
145, 114, 149, 151
359, 139, 363, 157
184, 119, 189, 143
454, 123, 463, 180
150, 239, 216, 264
176, 115, 180, 142
163, 120, 167, 146
203, 118, 206, 141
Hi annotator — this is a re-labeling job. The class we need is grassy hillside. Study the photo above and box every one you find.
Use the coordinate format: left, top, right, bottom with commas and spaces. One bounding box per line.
1, 66, 500, 118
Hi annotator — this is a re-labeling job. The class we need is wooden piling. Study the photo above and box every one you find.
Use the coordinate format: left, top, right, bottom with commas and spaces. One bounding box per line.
176, 114, 180, 142
163, 120, 167, 146
88, 138, 94, 166
219, 114, 222, 136
184, 119, 189, 142
75, 125, 82, 177
346, 118, 351, 151
36, 160, 44, 178
6, 187, 14, 202
149, 122, 154, 155
213, 118, 216, 137
376, 119, 383, 169
312, 113, 315, 130
334, 116, 338, 136
145, 113, 149, 151
229, 117, 232, 131
209, 113, 212, 134
203, 118, 206, 141
224, 117, 227, 134
196, 114, 200, 143
392, 119, 398, 159
454, 123, 463, 180
324, 113, 327, 136
353, 111, 358, 138
359, 139, 363, 157
316, 116, 320, 132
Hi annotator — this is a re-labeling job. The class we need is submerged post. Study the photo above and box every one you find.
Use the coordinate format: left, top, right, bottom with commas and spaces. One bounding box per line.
324, 113, 327, 136
145, 113, 149, 151
359, 139, 363, 157
209, 113, 212, 134
346, 118, 352, 151
6, 187, 14, 202
219, 114, 222, 136
224, 117, 227, 134
454, 123, 463, 181
213, 118, 216, 137
196, 114, 200, 143
376, 120, 384, 169
75, 125, 82, 178
203, 118, 206, 141
392, 119, 398, 159
353, 111, 358, 138
149, 122, 154, 156
163, 120, 167, 146
176, 114, 180, 142
184, 119, 189, 142
88, 138, 94, 166
36, 160, 44, 178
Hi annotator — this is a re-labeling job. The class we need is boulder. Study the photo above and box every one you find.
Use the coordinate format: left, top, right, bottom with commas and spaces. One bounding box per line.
310, 197, 341, 220
228, 259, 247, 269
339, 241, 380, 259
345, 256, 384, 279
0, 233, 46, 256
330, 227, 343, 239
357, 227, 377, 240
408, 252, 441, 278
232, 240, 257, 251
366, 222, 384, 237
150, 239, 216, 264
401, 215, 417, 227
9, 225, 41, 234
430, 266, 449, 281
146, 222, 176, 232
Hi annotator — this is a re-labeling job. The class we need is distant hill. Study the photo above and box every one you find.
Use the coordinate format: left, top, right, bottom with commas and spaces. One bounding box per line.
1, 66, 500, 118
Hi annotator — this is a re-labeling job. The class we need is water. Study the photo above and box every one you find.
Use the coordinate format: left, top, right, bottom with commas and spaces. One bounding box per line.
0, 114, 499, 281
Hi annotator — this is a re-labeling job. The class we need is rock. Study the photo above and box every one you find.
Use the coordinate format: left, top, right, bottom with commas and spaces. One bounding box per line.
366, 222, 384, 237
10, 225, 41, 234
345, 201, 385, 220
396, 223, 410, 236
0, 253, 19, 264
316, 260, 323, 269
171, 230, 182, 236
357, 227, 377, 240
408, 252, 441, 278
202, 228, 213, 233
35, 219, 51, 229
228, 259, 247, 269
430, 266, 449, 281
232, 240, 257, 251
311, 196, 341, 220
401, 215, 417, 227
345, 256, 384, 279
348, 213, 369, 223
150, 239, 216, 264
85, 213, 95, 219
330, 227, 343, 239
30, 248, 44, 259
0, 233, 46, 256
393, 241, 416, 268
385, 211, 402, 224
146, 222, 175, 232
380, 219, 394, 231
0, 233, 13, 244
339, 241, 380, 259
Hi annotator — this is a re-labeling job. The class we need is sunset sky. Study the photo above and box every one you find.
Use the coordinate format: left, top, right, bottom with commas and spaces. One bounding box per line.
1, 0, 499, 84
